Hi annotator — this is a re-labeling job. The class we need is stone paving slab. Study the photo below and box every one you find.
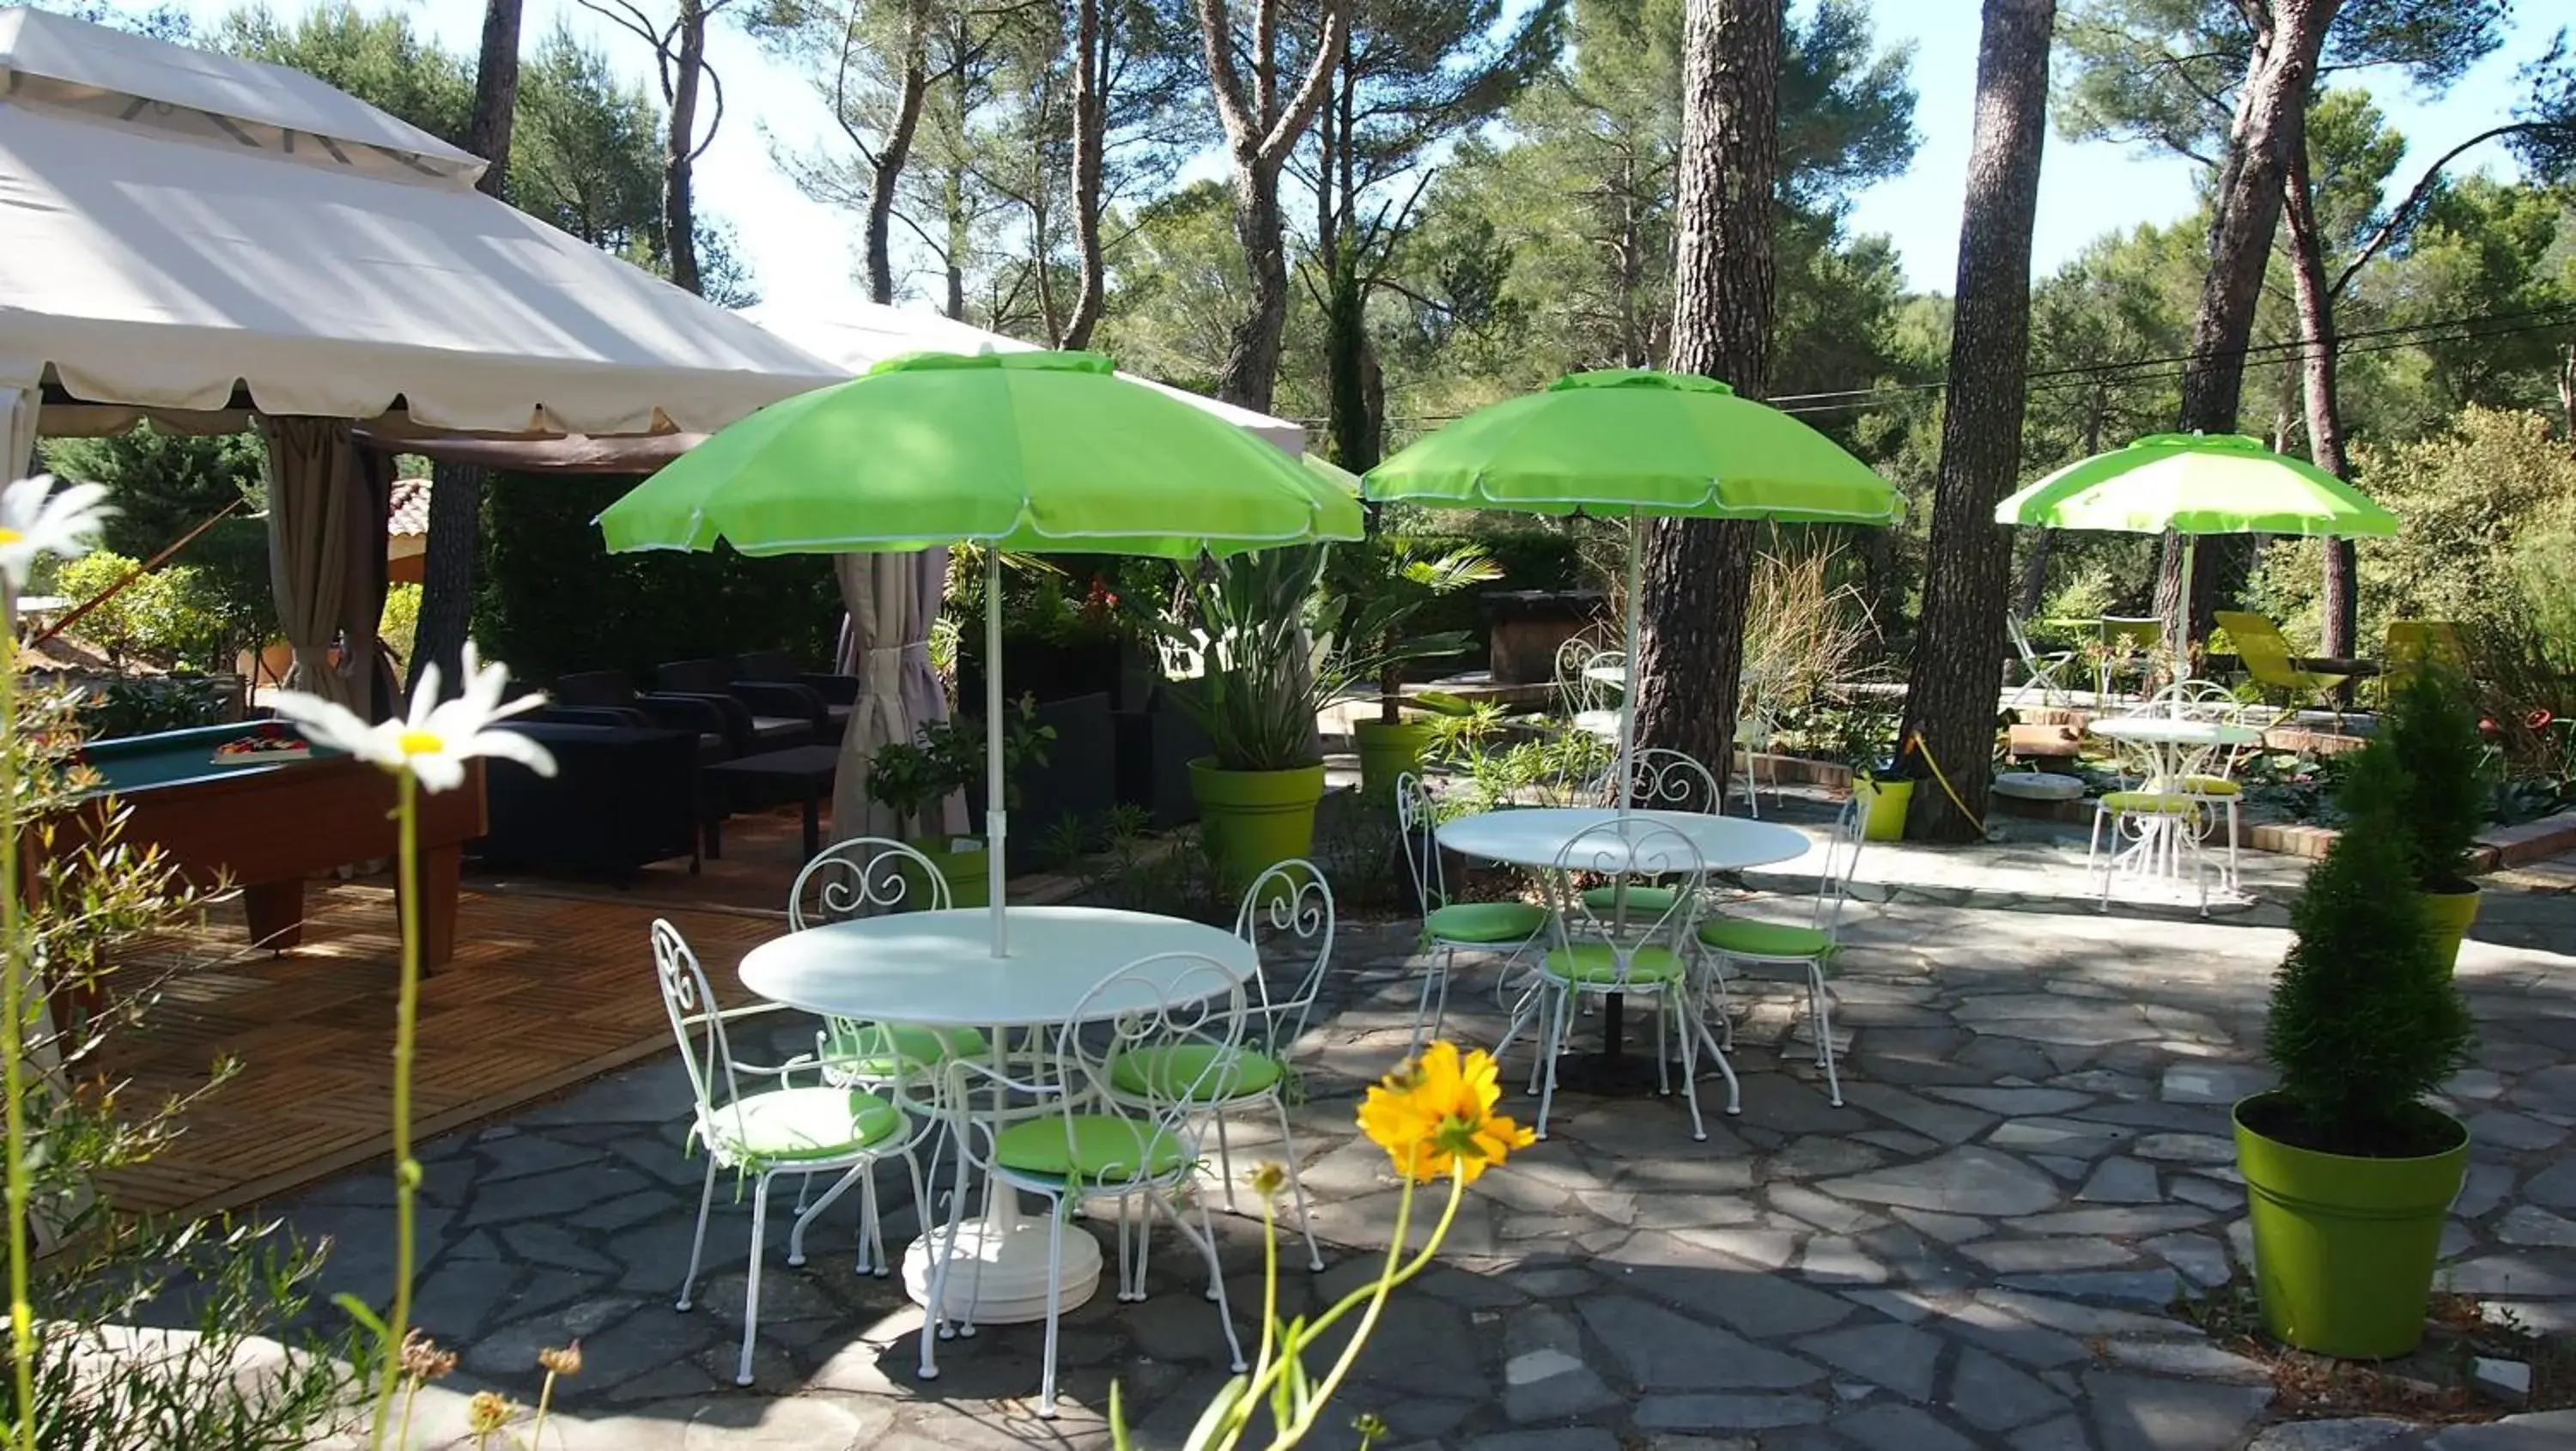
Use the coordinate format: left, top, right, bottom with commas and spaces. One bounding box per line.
228, 883, 2576, 1449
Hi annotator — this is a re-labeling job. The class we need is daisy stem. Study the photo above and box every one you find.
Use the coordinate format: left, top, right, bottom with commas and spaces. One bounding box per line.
1265, 1169, 1466, 1450
367, 774, 423, 1449
0, 588, 33, 1451
531, 1369, 559, 1446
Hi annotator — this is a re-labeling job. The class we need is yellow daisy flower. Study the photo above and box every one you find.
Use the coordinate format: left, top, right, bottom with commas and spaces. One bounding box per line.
1356, 1041, 1534, 1185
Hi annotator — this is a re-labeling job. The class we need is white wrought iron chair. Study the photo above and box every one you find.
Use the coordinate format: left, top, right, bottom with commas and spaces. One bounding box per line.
921, 951, 1252, 1416
1507, 817, 1731, 1140
2086, 705, 2219, 915
2007, 615, 2077, 710
653, 920, 927, 1386
1101, 861, 1337, 1272
1578, 748, 1724, 919
1693, 798, 1866, 1107
2150, 679, 2253, 892
1394, 774, 1548, 1059
790, 838, 992, 1087
1558, 641, 1626, 743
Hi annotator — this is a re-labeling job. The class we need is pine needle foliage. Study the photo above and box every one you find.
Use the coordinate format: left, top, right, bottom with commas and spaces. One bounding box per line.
2378, 665, 2490, 893
2264, 741, 2476, 1155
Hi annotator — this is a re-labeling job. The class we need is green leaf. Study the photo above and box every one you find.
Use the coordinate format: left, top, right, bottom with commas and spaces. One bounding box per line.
1182, 1372, 1251, 1451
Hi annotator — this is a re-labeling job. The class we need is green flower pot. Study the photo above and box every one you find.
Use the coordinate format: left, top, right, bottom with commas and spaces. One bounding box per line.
902, 837, 992, 909
1352, 719, 1435, 803
2417, 885, 2480, 973
2233, 1092, 2470, 1359
1188, 758, 1327, 891
1855, 775, 1912, 842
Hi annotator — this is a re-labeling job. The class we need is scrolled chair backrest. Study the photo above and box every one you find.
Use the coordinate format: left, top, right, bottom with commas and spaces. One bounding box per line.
2148, 678, 2244, 725
1052, 951, 1250, 1187
1555, 637, 1623, 716
1393, 772, 1447, 915
789, 835, 950, 929
1235, 859, 1336, 1053
651, 919, 744, 1126
1549, 817, 1704, 982
1615, 747, 1725, 816
1809, 794, 1868, 938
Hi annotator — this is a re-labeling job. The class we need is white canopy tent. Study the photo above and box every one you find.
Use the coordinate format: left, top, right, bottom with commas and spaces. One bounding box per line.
0, 8, 843, 707
736, 301, 1309, 456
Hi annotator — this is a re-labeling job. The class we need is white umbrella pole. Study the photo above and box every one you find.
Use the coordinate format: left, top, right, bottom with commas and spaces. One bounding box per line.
1618, 520, 1643, 816
2173, 534, 2197, 718
986, 549, 1009, 956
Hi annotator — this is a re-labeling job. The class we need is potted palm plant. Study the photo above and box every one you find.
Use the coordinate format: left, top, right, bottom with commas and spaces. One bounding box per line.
1328, 538, 1503, 800
1161, 545, 1339, 887
2233, 738, 2476, 1358
2379, 665, 2488, 968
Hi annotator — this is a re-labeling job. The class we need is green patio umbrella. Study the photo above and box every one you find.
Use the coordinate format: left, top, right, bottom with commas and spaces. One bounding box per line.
1993, 430, 2399, 678
1362, 369, 1903, 802
598, 349, 1362, 953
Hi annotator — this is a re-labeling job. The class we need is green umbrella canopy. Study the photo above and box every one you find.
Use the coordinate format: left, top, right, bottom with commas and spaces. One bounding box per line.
595, 349, 1362, 557
1994, 431, 2398, 537
1360, 369, 1903, 524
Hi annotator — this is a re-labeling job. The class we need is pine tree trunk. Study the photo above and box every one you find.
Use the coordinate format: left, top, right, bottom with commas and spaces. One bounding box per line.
1219, 156, 1292, 411
663, 0, 708, 294
2154, 0, 2335, 646
2282, 138, 2355, 656
467, 0, 521, 200
410, 0, 519, 703
1632, 0, 1776, 774
1062, 0, 1108, 349
866, 20, 930, 307
1898, 0, 2054, 842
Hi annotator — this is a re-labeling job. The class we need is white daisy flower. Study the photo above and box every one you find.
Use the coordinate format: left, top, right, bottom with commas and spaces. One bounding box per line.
0, 474, 112, 590
270, 644, 556, 793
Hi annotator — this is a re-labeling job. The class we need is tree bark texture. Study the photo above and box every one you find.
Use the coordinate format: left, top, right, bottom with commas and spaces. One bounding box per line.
1632, 0, 1776, 776
2281, 132, 2357, 657
1198, 0, 1349, 410
2154, 0, 2335, 647
467, 0, 522, 199
1898, 0, 2055, 842
867, 21, 931, 306
663, 0, 708, 294
409, 460, 486, 701
1063, 0, 1109, 348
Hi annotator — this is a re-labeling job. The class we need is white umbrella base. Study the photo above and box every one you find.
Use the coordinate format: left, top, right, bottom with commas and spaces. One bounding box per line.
901, 1206, 1103, 1324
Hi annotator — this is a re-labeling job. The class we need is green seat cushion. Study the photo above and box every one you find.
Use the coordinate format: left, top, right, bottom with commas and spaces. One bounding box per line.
1541, 942, 1686, 986
1107, 1042, 1282, 1102
993, 1114, 1190, 1181
2171, 774, 2240, 797
1578, 883, 1684, 914
1696, 915, 1831, 958
823, 1020, 989, 1077
702, 1085, 904, 1163
2102, 790, 2197, 815
1424, 901, 1547, 944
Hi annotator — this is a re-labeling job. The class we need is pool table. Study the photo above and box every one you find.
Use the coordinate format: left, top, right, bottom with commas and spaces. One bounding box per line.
52, 722, 488, 968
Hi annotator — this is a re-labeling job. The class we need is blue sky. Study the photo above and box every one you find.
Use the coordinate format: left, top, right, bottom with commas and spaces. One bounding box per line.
196, 0, 2565, 308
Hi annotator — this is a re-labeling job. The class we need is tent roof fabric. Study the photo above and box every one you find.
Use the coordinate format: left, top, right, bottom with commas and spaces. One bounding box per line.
0, 9, 842, 438
737, 301, 1308, 455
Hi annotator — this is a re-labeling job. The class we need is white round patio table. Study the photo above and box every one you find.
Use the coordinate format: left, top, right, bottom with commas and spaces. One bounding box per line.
2086, 717, 2263, 751
738, 905, 1255, 1325
1437, 808, 1810, 1089
2086, 718, 2264, 899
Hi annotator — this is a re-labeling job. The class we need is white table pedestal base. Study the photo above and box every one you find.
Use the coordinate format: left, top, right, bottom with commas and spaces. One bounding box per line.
900, 1208, 1103, 1325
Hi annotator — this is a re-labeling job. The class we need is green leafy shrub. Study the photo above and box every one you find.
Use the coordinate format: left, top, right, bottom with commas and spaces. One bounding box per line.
378, 583, 422, 674
2379, 667, 2490, 893
71, 675, 230, 738
2260, 740, 2475, 1156
50, 553, 230, 670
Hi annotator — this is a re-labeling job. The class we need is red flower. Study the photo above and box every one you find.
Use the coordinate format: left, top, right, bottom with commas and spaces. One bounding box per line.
2480, 718, 2503, 738
2529, 708, 2557, 733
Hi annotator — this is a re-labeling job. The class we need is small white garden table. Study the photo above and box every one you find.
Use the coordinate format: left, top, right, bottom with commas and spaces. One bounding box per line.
2086, 716, 2264, 896
1436, 807, 1810, 1091
738, 905, 1255, 1324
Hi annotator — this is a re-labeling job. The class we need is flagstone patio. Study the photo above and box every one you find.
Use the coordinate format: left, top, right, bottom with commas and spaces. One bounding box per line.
263, 859, 2576, 1451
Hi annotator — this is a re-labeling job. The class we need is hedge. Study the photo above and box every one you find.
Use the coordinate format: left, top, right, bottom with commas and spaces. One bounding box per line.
475, 472, 841, 683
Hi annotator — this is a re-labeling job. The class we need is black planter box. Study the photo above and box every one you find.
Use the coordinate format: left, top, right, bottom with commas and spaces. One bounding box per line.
969, 690, 1115, 874
1115, 700, 1212, 829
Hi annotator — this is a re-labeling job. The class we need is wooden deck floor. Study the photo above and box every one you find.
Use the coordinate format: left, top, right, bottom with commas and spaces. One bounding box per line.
95, 877, 775, 1221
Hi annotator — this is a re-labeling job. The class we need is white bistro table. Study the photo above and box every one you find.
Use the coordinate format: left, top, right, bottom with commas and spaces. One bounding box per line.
2086, 716, 2264, 892
1437, 807, 1810, 1090
737, 905, 1255, 1324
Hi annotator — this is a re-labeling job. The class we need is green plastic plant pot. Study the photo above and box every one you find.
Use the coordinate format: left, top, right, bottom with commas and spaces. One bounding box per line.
2233, 1092, 2469, 1359
1352, 719, 1435, 803
2417, 885, 2480, 973
1855, 776, 1912, 842
902, 839, 992, 909
1188, 758, 1327, 892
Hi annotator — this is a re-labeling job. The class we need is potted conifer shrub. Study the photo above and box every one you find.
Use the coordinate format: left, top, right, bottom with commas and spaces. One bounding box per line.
2380, 665, 2488, 969
2233, 738, 2476, 1358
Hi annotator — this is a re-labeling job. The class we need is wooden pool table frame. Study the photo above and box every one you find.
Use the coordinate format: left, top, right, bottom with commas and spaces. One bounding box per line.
42, 750, 488, 969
